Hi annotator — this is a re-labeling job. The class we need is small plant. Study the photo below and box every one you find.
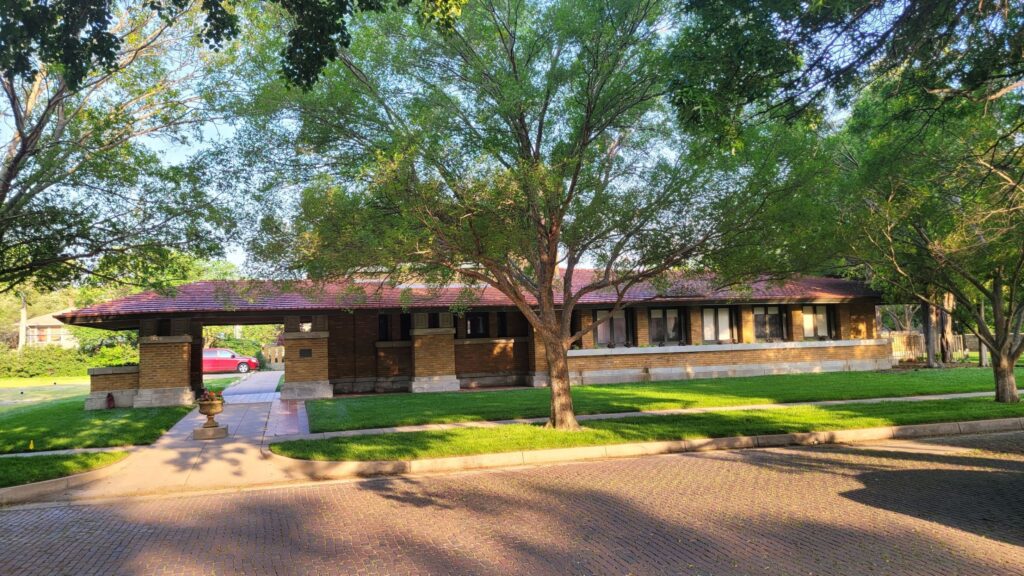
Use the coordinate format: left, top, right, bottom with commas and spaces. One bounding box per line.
198, 390, 222, 403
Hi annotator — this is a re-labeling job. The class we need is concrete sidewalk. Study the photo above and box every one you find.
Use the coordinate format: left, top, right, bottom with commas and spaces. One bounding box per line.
221, 370, 281, 404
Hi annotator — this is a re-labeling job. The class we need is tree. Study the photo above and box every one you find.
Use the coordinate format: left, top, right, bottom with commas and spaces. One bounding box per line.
667, 0, 1023, 140
1, 1, 237, 293
221, 0, 825, 428
1, 0, 465, 91
834, 82, 1023, 402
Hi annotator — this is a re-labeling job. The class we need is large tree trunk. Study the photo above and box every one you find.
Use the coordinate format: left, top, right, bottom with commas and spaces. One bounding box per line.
939, 292, 955, 364
992, 353, 1020, 403
921, 300, 939, 367
542, 335, 581, 430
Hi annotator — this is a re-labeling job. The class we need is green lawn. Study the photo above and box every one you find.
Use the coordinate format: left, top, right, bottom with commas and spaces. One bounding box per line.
0, 376, 91, 405
0, 396, 192, 454
0, 451, 129, 488
0, 376, 89, 388
273, 397, 1024, 461
306, 367, 1012, 432
203, 376, 240, 393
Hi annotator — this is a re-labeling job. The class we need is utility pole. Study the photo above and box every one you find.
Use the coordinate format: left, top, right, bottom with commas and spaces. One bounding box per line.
978, 303, 989, 368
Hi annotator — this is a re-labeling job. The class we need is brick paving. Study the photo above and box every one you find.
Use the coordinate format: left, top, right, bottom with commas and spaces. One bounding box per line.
3, 432, 1023, 575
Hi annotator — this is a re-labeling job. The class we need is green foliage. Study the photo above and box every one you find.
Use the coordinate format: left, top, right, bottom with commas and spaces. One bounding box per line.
86, 344, 139, 368
0, 345, 89, 378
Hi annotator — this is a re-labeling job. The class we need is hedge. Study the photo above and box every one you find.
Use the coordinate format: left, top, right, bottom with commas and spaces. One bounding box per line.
0, 345, 91, 378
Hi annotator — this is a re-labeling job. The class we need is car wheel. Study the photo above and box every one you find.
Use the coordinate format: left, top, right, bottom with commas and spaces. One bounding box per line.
237, 363, 250, 373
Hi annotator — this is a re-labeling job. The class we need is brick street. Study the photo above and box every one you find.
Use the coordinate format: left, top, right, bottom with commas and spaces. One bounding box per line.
2, 432, 1023, 576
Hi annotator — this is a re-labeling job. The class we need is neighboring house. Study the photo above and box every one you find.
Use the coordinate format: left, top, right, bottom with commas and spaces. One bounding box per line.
60, 272, 891, 409
16, 308, 78, 349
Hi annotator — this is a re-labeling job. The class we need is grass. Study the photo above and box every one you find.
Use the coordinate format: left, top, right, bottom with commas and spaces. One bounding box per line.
276, 373, 284, 392
0, 451, 129, 488
0, 396, 192, 454
0, 376, 89, 388
203, 376, 240, 393
305, 367, 1014, 433
272, 397, 1024, 462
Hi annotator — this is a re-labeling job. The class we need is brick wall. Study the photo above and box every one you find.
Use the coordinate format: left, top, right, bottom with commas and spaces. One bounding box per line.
567, 341, 891, 372
138, 338, 191, 389
688, 307, 702, 344
455, 339, 529, 375
740, 306, 755, 343
284, 335, 330, 383
635, 308, 649, 346
412, 330, 457, 376
376, 346, 412, 377
842, 301, 878, 339
90, 371, 139, 392
579, 313, 594, 349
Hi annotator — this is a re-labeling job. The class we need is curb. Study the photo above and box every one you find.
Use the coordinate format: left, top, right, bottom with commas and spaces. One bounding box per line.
262, 416, 1024, 480
0, 454, 131, 506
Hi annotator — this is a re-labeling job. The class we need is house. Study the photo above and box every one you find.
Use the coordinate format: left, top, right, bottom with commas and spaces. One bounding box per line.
57, 273, 891, 410
15, 308, 78, 349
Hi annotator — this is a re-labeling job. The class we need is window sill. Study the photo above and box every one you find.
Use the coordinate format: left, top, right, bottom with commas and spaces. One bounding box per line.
569, 339, 889, 357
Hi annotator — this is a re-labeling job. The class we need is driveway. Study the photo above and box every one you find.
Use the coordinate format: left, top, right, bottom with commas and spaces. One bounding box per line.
2, 431, 1022, 575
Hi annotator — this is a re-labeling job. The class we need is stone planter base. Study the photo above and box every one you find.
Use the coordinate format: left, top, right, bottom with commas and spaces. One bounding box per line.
193, 426, 229, 440
134, 387, 195, 408
280, 380, 333, 400
410, 376, 460, 393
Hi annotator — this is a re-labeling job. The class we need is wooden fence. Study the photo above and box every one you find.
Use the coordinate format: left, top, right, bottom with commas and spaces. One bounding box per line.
262, 345, 285, 370
887, 331, 968, 362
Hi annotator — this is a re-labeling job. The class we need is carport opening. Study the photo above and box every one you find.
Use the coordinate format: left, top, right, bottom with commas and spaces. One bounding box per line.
196, 323, 284, 393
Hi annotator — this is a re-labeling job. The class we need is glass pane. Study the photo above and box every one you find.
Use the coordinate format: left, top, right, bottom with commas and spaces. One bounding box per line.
666, 309, 680, 341
803, 306, 815, 337
613, 313, 627, 344
650, 316, 665, 343
815, 306, 828, 338
596, 316, 611, 346
717, 308, 731, 341
768, 313, 782, 340
768, 306, 778, 315
703, 309, 716, 341
754, 311, 767, 340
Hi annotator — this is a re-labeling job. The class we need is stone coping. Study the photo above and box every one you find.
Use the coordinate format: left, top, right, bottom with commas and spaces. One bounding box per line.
410, 328, 456, 336
263, 416, 1024, 480
568, 338, 891, 357
139, 335, 192, 344
453, 337, 529, 346
282, 331, 329, 340
375, 341, 413, 348
87, 365, 140, 376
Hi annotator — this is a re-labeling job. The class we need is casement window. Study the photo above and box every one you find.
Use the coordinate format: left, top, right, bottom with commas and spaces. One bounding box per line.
702, 306, 738, 343
802, 305, 836, 339
465, 312, 490, 338
399, 314, 412, 340
378, 314, 391, 341
496, 312, 509, 337
753, 306, 787, 341
649, 308, 686, 345
594, 309, 633, 347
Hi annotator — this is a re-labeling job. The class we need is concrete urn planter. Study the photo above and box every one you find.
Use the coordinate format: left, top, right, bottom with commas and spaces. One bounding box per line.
197, 400, 224, 428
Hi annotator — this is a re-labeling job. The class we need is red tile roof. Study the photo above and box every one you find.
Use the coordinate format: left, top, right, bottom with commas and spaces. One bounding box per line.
58, 273, 878, 323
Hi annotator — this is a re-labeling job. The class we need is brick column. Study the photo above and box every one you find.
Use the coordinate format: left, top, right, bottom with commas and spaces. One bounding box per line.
527, 326, 549, 387
410, 327, 460, 392
281, 330, 332, 400
634, 307, 649, 346
136, 335, 195, 407
688, 307, 702, 345
740, 306, 755, 343
789, 305, 805, 341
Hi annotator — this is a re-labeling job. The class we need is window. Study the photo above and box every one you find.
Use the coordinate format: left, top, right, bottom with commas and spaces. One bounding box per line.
217, 350, 233, 358
465, 312, 489, 338
702, 307, 737, 343
753, 306, 786, 341
594, 309, 632, 347
378, 314, 391, 341
202, 350, 216, 358
802, 305, 835, 339
496, 312, 509, 337
399, 314, 412, 340
427, 313, 440, 329
649, 308, 685, 345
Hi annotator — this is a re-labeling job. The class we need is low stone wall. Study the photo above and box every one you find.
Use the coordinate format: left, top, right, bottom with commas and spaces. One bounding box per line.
85, 366, 140, 410
455, 338, 530, 388
563, 339, 893, 385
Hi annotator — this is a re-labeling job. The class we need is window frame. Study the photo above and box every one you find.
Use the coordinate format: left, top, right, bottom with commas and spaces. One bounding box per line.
701, 306, 739, 344
592, 308, 634, 348
378, 314, 391, 342
648, 307, 687, 346
752, 305, 788, 342
801, 304, 837, 340
464, 312, 490, 339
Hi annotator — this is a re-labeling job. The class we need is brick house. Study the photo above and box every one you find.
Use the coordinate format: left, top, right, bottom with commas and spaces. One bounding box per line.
58, 273, 891, 409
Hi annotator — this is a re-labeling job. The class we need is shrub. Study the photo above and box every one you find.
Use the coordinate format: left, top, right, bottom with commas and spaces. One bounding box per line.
0, 345, 90, 377
87, 344, 139, 368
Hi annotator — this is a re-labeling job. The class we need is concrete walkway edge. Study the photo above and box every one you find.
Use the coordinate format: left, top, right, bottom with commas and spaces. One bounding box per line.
262, 416, 1024, 480
0, 453, 131, 505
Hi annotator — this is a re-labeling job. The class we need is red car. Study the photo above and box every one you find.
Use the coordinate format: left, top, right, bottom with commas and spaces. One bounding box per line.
202, 348, 259, 374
